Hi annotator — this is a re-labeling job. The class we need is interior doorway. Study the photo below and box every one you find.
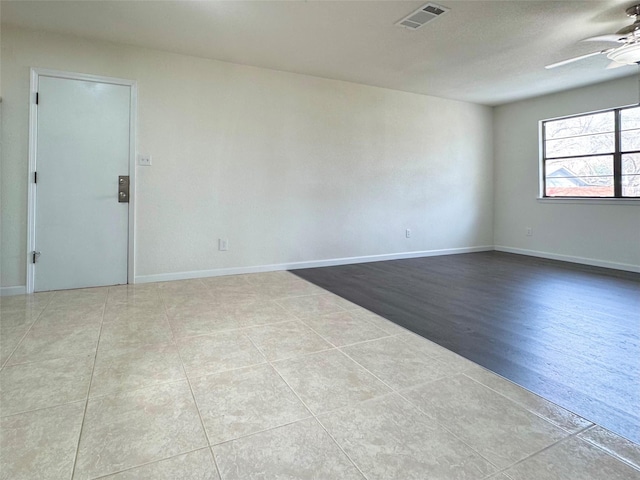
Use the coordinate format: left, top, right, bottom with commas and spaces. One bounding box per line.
27, 69, 136, 292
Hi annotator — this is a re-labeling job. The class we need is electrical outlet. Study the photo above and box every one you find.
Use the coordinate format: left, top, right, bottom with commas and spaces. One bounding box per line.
218, 238, 229, 251
526, 227, 533, 237
138, 154, 152, 166
406, 229, 411, 238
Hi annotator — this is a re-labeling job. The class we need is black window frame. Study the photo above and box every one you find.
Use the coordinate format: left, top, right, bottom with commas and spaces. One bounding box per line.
541, 104, 640, 199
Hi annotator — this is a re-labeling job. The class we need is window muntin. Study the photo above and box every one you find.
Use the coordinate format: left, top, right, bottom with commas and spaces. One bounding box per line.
545, 133, 614, 158
544, 111, 614, 139
542, 105, 640, 198
545, 155, 614, 197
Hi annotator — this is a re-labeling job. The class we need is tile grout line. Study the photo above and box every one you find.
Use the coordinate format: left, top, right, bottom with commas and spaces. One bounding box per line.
202, 329, 276, 477
2, 349, 103, 369
272, 289, 359, 317
577, 431, 640, 473
83, 375, 193, 401
244, 334, 313, 414
486, 424, 596, 478
393, 384, 512, 473
14, 278, 635, 479
163, 286, 376, 342
0, 398, 88, 420
292, 311, 410, 479
335, 346, 505, 473
160, 291, 224, 480
33, 285, 464, 480
295, 312, 396, 350
206, 447, 223, 480
280, 301, 402, 351
333, 336, 469, 400
313, 416, 372, 480
251, 290, 484, 478
298, 258, 635, 446
266, 309, 492, 478
250, 340, 338, 364
0, 293, 55, 370
242, 332, 372, 480
70, 296, 108, 480
460, 371, 595, 434
79, 351, 317, 404
338, 328, 640, 477
393, 333, 640, 454
88, 447, 212, 480
267, 285, 499, 474
208, 415, 317, 449
107, 280, 498, 479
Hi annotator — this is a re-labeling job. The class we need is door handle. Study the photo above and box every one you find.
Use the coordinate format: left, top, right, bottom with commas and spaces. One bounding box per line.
118, 176, 130, 203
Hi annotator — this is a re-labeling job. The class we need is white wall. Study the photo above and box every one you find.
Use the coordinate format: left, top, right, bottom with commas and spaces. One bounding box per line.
494, 76, 640, 271
0, 26, 494, 288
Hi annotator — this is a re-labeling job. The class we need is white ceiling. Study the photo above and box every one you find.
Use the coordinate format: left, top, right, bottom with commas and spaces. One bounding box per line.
1, 0, 638, 105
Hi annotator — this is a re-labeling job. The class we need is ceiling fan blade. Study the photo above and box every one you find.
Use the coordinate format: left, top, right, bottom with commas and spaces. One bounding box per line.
545, 51, 604, 69
582, 34, 626, 43
616, 22, 640, 35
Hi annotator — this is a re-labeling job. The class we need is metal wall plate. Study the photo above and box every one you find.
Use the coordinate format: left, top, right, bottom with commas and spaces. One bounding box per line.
118, 175, 130, 203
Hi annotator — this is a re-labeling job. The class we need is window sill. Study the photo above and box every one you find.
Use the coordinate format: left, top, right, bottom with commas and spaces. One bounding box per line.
537, 197, 640, 205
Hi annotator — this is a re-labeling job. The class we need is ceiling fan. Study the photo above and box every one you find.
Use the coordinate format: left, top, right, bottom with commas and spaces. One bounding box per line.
546, 4, 640, 69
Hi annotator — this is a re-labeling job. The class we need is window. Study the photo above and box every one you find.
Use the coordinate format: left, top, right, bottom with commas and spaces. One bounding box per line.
541, 105, 640, 198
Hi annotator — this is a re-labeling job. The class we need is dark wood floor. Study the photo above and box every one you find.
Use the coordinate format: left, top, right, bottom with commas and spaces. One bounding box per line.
292, 251, 640, 443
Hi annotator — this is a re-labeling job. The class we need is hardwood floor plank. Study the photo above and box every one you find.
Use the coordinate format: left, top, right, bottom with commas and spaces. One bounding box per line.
292, 251, 640, 443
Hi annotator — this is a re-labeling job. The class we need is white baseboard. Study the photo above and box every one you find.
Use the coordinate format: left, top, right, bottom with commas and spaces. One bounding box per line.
0, 285, 27, 296
134, 245, 494, 284
6, 245, 635, 292
494, 246, 640, 273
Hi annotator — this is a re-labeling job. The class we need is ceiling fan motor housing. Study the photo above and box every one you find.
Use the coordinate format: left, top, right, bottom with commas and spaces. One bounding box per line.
608, 4, 640, 65
608, 42, 640, 65
626, 4, 640, 18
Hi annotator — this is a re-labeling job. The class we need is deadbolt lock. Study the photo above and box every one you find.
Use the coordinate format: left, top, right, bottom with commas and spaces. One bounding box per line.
118, 176, 130, 203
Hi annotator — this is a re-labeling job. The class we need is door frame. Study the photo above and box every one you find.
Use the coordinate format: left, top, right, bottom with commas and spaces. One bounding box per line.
26, 68, 137, 293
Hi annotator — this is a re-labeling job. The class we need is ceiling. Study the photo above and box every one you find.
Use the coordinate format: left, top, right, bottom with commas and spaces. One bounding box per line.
1, 0, 638, 106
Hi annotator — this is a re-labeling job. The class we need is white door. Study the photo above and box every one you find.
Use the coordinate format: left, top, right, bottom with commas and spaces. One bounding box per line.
34, 75, 131, 291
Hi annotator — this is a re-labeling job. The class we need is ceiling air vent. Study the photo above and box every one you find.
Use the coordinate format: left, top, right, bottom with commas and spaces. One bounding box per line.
396, 3, 450, 30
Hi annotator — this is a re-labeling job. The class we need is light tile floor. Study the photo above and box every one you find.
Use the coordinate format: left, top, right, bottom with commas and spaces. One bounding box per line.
1, 271, 639, 479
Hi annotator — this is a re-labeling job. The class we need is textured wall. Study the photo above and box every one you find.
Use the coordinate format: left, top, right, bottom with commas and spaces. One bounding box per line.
1, 27, 494, 287
494, 76, 640, 269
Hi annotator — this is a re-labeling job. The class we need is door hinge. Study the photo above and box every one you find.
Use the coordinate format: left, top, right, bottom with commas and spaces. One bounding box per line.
32, 251, 41, 263
35, 92, 39, 105
34, 171, 37, 184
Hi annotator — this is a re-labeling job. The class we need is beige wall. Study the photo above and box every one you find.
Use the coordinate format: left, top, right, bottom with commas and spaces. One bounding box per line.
494, 76, 640, 270
1, 26, 494, 288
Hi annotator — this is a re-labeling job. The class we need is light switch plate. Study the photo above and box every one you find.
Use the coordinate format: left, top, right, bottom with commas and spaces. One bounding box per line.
138, 154, 152, 166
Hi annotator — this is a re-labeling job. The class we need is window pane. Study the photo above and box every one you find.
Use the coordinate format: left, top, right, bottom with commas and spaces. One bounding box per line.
621, 128, 640, 152
545, 156, 613, 197
621, 106, 640, 130
622, 153, 640, 197
622, 175, 640, 197
545, 111, 614, 140
545, 132, 614, 158
622, 153, 640, 174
